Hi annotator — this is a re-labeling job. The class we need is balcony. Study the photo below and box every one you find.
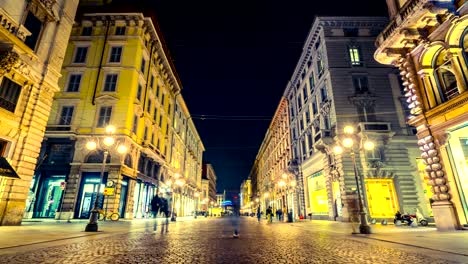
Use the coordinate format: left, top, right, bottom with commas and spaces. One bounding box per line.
46, 125, 72, 132
357, 122, 391, 133
0, 8, 32, 43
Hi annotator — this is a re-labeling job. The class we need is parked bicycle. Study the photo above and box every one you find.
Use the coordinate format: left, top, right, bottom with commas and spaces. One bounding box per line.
98, 210, 120, 221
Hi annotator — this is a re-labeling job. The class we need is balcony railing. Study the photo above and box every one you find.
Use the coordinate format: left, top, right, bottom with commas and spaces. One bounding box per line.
0, 8, 31, 43
46, 125, 71, 132
376, 0, 427, 46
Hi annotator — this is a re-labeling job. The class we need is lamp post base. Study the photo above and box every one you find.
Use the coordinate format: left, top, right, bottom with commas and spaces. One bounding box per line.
359, 211, 371, 234
85, 209, 100, 232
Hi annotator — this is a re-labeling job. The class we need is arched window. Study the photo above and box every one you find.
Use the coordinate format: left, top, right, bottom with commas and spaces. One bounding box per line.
124, 154, 132, 168
145, 160, 152, 177
433, 50, 459, 101
137, 154, 145, 173
85, 150, 110, 163
462, 28, 468, 67
153, 163, 160, 179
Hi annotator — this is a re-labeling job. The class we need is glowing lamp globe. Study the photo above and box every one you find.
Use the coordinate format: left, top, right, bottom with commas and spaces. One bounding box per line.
117, 145, 128, 154
342, 138, 354, 148
364, 141, 375, 151
86, 141, 97, 150
105, 125, 116, 134
333, 145, 343, 155
343, 126, 354, 134
103, 136, 115, 147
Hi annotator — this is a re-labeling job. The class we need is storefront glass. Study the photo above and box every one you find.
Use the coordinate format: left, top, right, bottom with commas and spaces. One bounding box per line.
77, 173, 106, 219
33, 175, 65, 218
447, 124, 468, 224
365, 179, 398, 218
119, 177, 129, 218
307, 171, 328, 216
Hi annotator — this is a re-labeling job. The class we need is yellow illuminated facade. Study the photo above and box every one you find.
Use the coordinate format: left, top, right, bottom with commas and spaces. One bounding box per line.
0, 0, 79, 225
375, 0, 468, 230
240, 178, 252, 213
26, 13, 203, 220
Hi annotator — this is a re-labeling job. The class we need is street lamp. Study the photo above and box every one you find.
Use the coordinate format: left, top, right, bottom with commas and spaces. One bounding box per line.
170, 173, 185, 221
333, 125, 374, 234
277, 173, 296, 222
85, 125, 127, 232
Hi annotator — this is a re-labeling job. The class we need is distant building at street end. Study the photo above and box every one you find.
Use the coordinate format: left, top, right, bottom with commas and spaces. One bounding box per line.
0, 0, 80, 226
283, 16, 428, 223
375, 0, 467, 230
239, 178, 252, 214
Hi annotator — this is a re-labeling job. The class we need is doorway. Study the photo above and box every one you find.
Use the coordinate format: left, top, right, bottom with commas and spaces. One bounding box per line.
365, 179, 398, 218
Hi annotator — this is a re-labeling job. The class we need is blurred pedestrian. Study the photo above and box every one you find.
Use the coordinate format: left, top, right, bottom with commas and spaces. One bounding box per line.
266, 206, 273, 223
256, 206, 261, 222
151, 194, 161, 218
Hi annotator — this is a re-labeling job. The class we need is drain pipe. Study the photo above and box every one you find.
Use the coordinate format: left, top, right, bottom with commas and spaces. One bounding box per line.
140, 42, 155, 117
92, 19, 111, 105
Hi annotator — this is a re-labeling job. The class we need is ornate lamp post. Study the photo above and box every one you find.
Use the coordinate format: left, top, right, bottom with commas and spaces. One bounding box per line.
333, 125, 375, 234
167, 173, 185, 221
84, 125, 127, 232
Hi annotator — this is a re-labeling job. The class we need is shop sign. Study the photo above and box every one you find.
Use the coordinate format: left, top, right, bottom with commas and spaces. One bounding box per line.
0, 157, 20, 179
104, 187, 115, 196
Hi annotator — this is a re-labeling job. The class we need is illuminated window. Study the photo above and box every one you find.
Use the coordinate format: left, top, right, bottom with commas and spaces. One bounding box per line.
349, 46, 362, 66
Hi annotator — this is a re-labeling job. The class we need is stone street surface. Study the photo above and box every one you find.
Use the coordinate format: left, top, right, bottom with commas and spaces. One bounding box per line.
0, 217, 467, 264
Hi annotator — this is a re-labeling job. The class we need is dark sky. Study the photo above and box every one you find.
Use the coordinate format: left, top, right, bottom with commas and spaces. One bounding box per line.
112, 0, 389, 194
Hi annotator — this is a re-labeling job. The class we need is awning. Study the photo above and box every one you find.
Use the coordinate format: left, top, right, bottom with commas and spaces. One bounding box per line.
0, 157, 20, 179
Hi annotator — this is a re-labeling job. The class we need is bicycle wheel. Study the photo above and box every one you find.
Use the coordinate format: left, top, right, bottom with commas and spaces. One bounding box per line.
98, 212, 105, 221
110, 213, 120, 221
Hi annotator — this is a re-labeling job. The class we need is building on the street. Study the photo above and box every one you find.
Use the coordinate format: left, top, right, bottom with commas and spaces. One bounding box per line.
26, 12, 204, 221
239, 178, 252, 214
202, 162, 217, 204
284, 16, 429, 222
0, 0, 80, 225
250, 97, 295, 217
374, 0, 467, 230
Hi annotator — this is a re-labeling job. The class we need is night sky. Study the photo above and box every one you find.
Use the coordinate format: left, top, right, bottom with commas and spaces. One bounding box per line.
111, 0, 389, 195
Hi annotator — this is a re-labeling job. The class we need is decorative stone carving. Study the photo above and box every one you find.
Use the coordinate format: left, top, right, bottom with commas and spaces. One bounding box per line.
397, 56, 423, 116
0, 50, 19, 74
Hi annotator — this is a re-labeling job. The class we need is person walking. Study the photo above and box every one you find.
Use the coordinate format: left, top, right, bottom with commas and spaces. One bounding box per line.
266, 206, 273, 223
256, 206, 261, 222
150, 194, 161, 218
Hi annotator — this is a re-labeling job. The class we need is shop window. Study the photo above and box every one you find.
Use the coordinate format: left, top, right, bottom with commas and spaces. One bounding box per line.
0, 77, 22, 113
73, 47, 88, 63
24, 11, 43, 50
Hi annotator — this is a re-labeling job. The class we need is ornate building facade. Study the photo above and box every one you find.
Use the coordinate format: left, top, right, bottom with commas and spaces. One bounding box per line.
251, 97, 294, 217
26, 12, 204, 221
375, 0, 468, 230
285, 17, 429, 222
239, 178, 252, 214
0, 0, 79, 225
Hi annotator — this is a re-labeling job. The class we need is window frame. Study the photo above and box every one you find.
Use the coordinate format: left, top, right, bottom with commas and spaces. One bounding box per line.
348, 45, 363, 66
73, 46, 89, 64
108, 46, 123, 63
66, 73, 82, 92
103, 73, 119, 92
0, 77, 22, 113
59, 106, 74, 125
97, 106, 113, 127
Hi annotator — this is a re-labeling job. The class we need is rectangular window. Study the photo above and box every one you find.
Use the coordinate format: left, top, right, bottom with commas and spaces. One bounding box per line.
153, 109, 157, 122
156, 84, 160, 97
150, 75, 155, 88
299, 118, 304, 131
307, 133, 313, 153
159, 114, 163, 128
167, 103, 171, 116
309, 74, 315, 89
66, 74, 82, 92
0, 78, 22, 112
140, 58, 146, 73
349, 46, 362, 66
115, 26, 126, 35
82, 27, 92, 36
103, 74, 118, 92
74, 47, 88, 63
59, 106, 74, 125
302, 86, 308, 102
97, 106, 112, 127
305, 110, 310, 123
317, 52, 324, 77
132, 115, 138, 134
353, 75, 369, 93
161, 93, 165, 105
144, 126, 148, 141
109, 47, 122, 63
297, 95, 303, 110
24, 12, 43, 50
137, 84, 143, 101
312, 101, 317, 115
147, 99, 152, 113
320, 87, 328, 102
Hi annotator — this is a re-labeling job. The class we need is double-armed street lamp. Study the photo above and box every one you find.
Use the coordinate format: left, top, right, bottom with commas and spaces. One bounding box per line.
277, 173, 297, 222
333, 125, 375, 234
85, 125, 127, 232
166, 173, 185, 221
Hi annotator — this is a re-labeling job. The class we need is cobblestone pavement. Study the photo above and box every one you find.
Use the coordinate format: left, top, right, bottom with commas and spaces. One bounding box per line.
0, 218, 464, 264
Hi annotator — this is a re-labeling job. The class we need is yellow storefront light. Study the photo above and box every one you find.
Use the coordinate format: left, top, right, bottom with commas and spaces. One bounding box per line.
103, 136, 115, 147
86, 141, 97, 151
343, 125, 354, 134
333, 145, 343, 155
117, 145, 128, 154
105, 125, 116, 134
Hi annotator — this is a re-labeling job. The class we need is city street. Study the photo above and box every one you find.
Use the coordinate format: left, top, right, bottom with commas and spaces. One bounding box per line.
0, 217, 466, 264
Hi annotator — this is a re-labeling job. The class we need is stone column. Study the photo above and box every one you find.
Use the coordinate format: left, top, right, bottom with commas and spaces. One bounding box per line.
417, 134, 459, 230
397, 55, 425, 116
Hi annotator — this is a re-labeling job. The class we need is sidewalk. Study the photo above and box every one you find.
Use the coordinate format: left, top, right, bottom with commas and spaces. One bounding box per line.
292, 219, 468, 256
0, 216, 198, 250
